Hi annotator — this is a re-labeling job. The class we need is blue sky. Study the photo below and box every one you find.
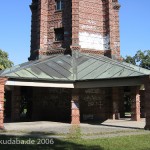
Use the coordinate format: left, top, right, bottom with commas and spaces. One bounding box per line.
0, 0, 150, 65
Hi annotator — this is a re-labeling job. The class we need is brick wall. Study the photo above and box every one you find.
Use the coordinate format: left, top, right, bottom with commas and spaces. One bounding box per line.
31, 87, 71, 122
72, 0, 121, 59
8, 86, 137, 124
31, 87, 114, 123
30, 87, 113, 123
109, 0, 121, 59
0, 78, 7, 129
140, 90, 146, 118
131, 87, 141, 121
29, 0, 121, 60
78, 0, 109, 51
29, 0, 72, 60
80, 88, 112, 122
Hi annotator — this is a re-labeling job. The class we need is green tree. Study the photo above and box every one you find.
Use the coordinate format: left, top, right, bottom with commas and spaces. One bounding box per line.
124, 55, 136, 65
0, 49, 13, 70
124, 50, 150, 70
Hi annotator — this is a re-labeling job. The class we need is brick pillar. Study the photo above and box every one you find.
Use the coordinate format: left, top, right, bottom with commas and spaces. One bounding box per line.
0, 78, 7, 129
71, 89, 80, 125
39, 0, 48, 51
131, 87, 141, 121
140, 90, 146, 118
145, 77, 150, 130
112, 87, 120, 120
29, 1, 40, 60
109, 0, 121, 60
11, 87, 21, 122
72, 0, 79, 46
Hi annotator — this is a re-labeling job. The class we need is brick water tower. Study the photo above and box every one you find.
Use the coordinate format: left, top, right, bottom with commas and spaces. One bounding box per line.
29, 0, 121, 60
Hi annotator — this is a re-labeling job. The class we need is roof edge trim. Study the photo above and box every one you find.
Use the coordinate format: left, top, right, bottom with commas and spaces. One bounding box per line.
5, 81, 74, 88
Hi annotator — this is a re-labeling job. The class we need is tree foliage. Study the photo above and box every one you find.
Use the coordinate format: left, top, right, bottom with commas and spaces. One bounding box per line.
0, 49, 13, 70
124, 50, 150, 70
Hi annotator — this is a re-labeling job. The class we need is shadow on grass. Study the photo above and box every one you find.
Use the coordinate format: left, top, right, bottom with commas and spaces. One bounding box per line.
0, 127, 103, 150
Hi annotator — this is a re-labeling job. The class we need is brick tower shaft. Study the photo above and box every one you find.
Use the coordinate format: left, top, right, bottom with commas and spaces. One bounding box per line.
29, 0, 121, 60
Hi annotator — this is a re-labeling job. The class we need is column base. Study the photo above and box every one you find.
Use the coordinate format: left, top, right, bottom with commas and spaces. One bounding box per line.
71, 116, 80, 125
71, 122, 80, 125
0, 116, 4, 130
131, 118, 141, 121
111, 113, 120, 120
0, 125, 4, 130
131, 114, 141, 121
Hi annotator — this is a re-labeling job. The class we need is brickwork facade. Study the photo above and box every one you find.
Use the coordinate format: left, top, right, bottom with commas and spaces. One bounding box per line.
11, 86, 116, 124
30, 87, 114, 123
0, 78, 7, 129
5, 85, 149, 126
32, 87, 71, 122
80, 88, 112, 122
29, 0, 121, 60
71, 89, 80, 124
131, 86, 141, 121
140, 90, 146, 118
29, 0, 72, 60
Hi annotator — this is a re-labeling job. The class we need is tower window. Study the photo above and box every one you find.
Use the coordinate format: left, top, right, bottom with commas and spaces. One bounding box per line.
56, 0, 63, 11
54, 28, 64, 41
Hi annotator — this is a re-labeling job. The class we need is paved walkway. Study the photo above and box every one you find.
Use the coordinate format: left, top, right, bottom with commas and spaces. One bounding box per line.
0, 119, 150, 139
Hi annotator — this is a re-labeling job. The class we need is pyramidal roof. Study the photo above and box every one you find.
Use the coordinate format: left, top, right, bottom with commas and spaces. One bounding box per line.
0, 52, 150, 82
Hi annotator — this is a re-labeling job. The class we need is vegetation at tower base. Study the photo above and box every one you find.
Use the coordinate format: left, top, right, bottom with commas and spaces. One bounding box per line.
124, 50, 150, 70
0, 49, 13, 70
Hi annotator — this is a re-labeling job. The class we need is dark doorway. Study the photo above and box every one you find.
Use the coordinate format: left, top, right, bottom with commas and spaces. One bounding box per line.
123, 87, 132, 118
4, 89, 12, 122
20, 87, 33, 121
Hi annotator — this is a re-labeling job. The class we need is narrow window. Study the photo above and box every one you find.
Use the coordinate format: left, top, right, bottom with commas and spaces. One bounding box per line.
54, 28, 64, 41
56, 0, 63, 11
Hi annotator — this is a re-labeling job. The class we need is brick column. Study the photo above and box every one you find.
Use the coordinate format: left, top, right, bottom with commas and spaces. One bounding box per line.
39, 0, 48, 51
71, 89, 80, 125
11, 87, 21, 122
72, 0, 79, 46
29, 1, 40, 60
140, 90, 146, 118
112, 87, 120, 120
145, 77, 150, 130
131, 87, 141, 121
0, 78, 7, 129
109, 0, 121, 60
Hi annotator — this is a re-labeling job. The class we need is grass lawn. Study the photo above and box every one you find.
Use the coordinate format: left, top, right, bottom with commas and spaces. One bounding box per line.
0, 134, 150, 150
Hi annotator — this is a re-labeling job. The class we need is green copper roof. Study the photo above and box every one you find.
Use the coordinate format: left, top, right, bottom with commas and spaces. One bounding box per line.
0, 52, 150, 81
